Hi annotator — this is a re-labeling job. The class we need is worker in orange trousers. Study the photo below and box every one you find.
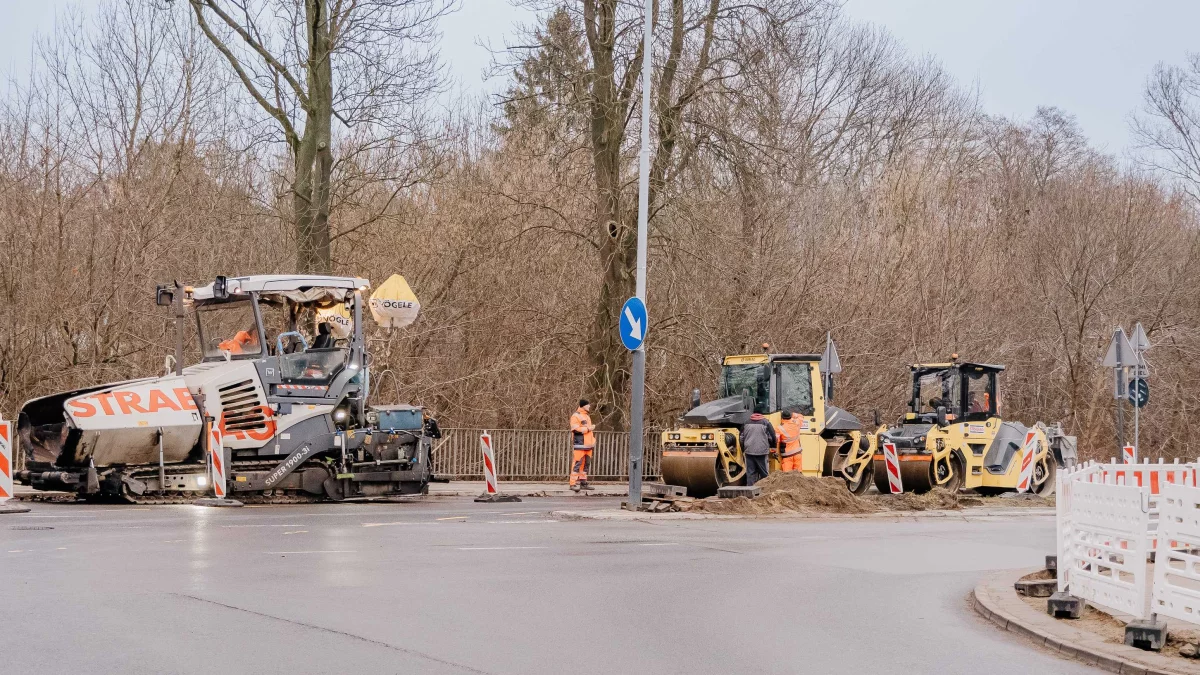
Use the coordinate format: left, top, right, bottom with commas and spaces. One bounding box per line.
570, 399, 596, 492
778, 410, 803, 472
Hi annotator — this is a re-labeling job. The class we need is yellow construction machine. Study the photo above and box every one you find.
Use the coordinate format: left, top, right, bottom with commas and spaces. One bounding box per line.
660, 345, 878, 497
872, 358, 1076, 495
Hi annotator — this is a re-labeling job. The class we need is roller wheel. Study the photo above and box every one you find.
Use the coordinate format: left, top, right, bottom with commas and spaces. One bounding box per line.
844, 460, 874, 496
935, 453, 964, 493
1032, 457, 1056, 496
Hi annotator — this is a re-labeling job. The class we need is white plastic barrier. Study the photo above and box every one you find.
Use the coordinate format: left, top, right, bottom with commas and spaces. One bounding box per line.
1151, 484, 1200, 625
1058, 459, 1197, 562
1061, 479, 1151, 619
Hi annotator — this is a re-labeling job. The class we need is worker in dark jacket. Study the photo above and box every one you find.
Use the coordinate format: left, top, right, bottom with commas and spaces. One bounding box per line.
741, 412, 776, 486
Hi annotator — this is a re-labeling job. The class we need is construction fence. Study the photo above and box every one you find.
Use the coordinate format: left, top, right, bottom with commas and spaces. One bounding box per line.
1057, 459, 1200, 623
431, 428, 663, 481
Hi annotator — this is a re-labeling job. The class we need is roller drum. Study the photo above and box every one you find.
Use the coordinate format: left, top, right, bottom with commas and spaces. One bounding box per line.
661, 452, 723, 498
872, 457, 935, 494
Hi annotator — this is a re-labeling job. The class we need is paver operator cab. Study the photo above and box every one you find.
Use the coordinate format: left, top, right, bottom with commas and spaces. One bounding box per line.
660, 351, 878, 498
873, 358, 1076, 495
17, 274, 435, 503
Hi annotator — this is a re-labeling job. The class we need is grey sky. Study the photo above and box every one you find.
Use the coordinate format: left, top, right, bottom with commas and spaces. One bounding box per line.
2, 0, 1196, 153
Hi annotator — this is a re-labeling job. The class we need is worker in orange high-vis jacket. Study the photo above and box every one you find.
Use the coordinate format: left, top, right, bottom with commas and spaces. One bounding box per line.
570, 399, 596, 492
778, 410, 803, 472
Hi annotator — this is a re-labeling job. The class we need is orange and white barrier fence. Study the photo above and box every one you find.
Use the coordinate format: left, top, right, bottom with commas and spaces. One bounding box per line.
1151, 484, 1200, 625
0, 418, 13, 502
882, 442, 903, 494
1058, 458, 1200, 598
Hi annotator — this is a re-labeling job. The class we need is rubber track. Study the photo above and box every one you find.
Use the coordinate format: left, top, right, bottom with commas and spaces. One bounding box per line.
123, 459, 328, 505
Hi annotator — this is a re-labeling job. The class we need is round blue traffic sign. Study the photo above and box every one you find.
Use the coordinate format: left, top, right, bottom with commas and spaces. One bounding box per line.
619, 297, 648, 351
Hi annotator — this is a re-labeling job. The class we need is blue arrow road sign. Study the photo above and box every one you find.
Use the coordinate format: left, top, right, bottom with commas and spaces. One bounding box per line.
619, 297, 647, 351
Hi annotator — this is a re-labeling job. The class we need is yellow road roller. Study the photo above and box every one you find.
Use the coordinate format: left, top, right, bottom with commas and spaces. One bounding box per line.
872, 358, 1076, 495
660, 349, 878, 497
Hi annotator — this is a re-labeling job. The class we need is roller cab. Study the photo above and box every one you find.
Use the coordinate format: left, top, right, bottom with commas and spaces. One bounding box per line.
661, 349, 877, 497
872, 360, 1073, 495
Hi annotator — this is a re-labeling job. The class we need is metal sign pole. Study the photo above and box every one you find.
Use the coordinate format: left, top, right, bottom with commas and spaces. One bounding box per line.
627, 0, 654, 509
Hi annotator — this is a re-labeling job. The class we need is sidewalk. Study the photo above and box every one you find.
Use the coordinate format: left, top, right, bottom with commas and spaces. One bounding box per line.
428, 481, 626, 498
13, 481, 628, 500
973, 568, 1198, 674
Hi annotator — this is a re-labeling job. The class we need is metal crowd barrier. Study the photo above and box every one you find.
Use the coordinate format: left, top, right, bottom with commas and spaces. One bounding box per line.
431, 428, 662, 481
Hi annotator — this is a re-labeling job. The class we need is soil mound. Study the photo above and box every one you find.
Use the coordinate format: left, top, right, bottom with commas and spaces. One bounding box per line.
689, 473, 876, 515
875, 487, 961, 511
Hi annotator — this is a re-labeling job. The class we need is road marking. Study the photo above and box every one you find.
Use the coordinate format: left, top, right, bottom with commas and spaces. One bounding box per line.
361, 521, 439, 528
8, 550, 23, 553
221, 524, 308, 528
282, 530, 308, 535
486, 519, 551, 524
56, 547, 67, 550
265, 550, 356, 554
456, 546, 547, 551
436, 516, 467, 521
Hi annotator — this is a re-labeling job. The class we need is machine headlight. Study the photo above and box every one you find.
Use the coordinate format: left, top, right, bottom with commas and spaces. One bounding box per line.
701, 433, 714, 440
334, 408, 348, 422
669, 433, 681, 440
196, 475, 208, 487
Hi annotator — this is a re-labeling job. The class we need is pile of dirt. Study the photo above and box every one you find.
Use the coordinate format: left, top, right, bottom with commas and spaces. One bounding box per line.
682, 473, 1052, 516
689, 473, 876, 515
873, 488, 962, 511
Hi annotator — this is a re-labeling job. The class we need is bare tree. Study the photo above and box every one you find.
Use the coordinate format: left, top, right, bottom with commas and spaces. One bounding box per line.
1134, 55, 1200, 203
182, 0, 451, 273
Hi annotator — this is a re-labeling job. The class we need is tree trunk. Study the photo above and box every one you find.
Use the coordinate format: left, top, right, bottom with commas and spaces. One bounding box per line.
295, 0, 334, 275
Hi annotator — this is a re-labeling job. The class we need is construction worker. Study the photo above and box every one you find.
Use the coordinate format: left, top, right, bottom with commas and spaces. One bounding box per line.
570, 399, 596, 492
741, 412, 776, 485
778, 410, 803, 472
219, 326, 259, 355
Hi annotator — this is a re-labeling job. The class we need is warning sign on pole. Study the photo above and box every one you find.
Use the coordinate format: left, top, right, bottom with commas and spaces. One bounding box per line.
0, 416, 31, 513
475, 431, 520, 503
194, 417, 242, 507
1016, 431, 1038, 493
210, 425, 227, 499
0, 419, 13, 501
1123, 445, 1136, 465
882, 442, 903, 494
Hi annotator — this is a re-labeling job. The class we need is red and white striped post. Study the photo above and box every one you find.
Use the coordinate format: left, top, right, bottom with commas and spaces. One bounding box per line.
882, 442, 903, 494
0, 416, 30, 513
480, 432, 497, 496
1016, 430, 1038, 493
194, 415, 242, 507
475, 431, 520, 503
1122, 445, 1136, 465
209, 424, 227, 499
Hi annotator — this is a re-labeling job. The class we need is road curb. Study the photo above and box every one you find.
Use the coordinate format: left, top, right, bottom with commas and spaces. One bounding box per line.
552, 506, 1055, 521
972, 568, 1196, 675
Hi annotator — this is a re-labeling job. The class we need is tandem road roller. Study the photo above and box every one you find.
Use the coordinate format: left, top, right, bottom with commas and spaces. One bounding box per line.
660, 346, 879, 497
872, 357, 1076, 495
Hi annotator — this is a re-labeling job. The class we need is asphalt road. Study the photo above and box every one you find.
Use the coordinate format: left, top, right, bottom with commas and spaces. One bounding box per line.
3, 497, 1097, 674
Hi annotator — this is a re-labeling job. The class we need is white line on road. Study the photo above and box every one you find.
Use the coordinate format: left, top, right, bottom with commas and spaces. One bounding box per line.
436, 516, 468, 521
282, 530, 308, 535
482, 520, 558, 524
265, 550, 357, 554
361, 521, 440, 528
456, 546, 548, 551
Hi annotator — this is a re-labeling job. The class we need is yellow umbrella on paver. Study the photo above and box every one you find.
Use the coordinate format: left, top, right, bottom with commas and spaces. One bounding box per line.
369, 274, 421, 329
